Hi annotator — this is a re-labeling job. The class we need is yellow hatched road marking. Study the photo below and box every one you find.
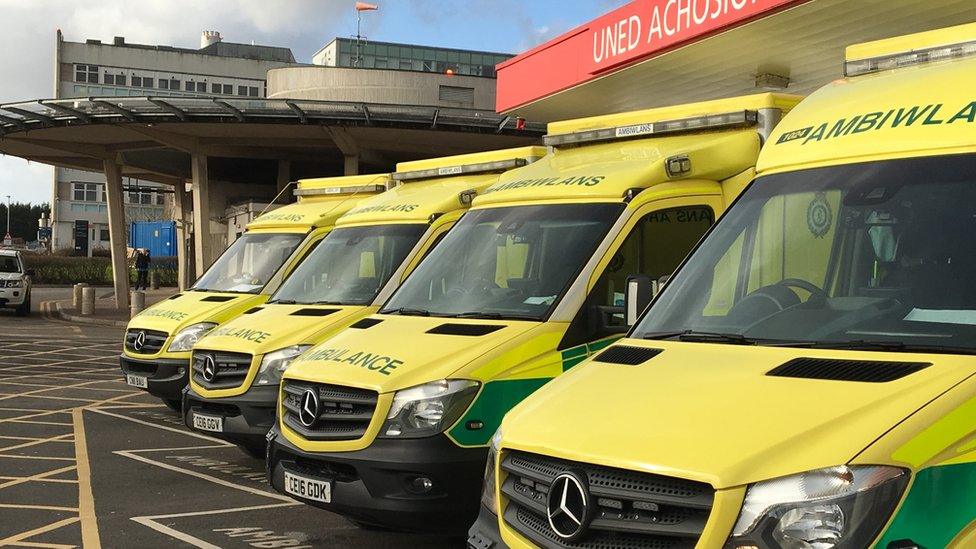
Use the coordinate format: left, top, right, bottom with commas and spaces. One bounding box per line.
0, 465, 78, 490
0, 516, 80, 546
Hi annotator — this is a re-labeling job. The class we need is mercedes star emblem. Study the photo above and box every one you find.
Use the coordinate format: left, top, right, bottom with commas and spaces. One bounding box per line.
547, 471, 592, 542
201, 355, 217, 383
299, 389, 319, 428
132, 331, 147, 351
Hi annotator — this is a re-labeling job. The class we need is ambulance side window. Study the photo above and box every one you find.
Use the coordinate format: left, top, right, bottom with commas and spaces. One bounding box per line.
560, 205, 714, 349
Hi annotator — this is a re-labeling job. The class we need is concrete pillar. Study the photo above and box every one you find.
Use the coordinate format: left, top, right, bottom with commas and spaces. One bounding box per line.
191, 153, 213, 278
173, 180, 192, 290
130, 290, 145, 318
81, 286, 95, 316
276, 160, 292, 201
343, 154, 360, 176
103, 160, 130, 311
72, 283, 87, 309
150, 271, 159, 290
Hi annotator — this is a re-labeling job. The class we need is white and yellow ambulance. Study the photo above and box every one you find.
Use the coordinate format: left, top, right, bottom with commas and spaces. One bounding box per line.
268, 93, 801, 533
480, 23, 976, 549
119, 175, 387, 410
183, 147, 545, 456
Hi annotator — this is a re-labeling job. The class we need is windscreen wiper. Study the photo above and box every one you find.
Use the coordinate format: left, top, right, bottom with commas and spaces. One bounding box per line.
270, 299, 296, 304
382, 307, 432, 317
311, 300, 343, 305
450, 311, 540, 321
641, 330, 758, 345
779, 339, 976, 355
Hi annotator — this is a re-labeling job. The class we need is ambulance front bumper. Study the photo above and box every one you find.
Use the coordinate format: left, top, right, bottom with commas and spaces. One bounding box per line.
119, 354, 188, 401
268, 430, 487, 534
183, 385, 278, 449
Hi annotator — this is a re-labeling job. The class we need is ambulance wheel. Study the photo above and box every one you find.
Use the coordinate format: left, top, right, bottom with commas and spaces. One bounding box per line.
15, 295, 29, 316
239, 444, 265, 460
163, 399, 182, 413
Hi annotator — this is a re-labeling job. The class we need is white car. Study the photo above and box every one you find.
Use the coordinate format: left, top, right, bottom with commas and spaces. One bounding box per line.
0, 250, 32, 316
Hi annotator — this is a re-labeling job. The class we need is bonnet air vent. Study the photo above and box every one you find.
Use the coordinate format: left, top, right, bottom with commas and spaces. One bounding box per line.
243, 307, 263, 315
767, 358, 930, 383
290, 308, 340, 317
200, 295, 236, 303
592, 345, 663, 365
168, 293, 183, 300
350, 318, 383, 329
426, 323, 504, 336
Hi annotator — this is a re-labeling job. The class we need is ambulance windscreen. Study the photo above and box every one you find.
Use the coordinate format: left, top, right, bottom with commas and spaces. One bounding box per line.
636, 153, 976, 354
192, 233, 303, 294
382, 203, 623, 321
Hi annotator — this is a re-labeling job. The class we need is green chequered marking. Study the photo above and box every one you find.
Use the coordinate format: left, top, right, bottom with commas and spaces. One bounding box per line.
448, 378, 551, 446
560, 336, 622, 370
875, 462, 976, 548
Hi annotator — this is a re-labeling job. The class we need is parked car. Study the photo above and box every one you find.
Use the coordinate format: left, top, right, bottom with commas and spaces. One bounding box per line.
0, 249, 33, 316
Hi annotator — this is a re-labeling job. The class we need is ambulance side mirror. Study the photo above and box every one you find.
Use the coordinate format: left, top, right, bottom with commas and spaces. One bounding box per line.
625, 275, 655, 327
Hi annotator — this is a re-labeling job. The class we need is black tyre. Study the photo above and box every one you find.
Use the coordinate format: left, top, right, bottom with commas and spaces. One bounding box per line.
15, 294, 30, 317
239, 444, 266, 460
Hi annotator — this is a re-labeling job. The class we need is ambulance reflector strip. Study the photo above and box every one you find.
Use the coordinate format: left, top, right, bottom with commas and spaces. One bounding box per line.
845, 39, 976, 77
543, 110, 759, 148
393, 158, 529, 182
500, 450, 713, 547
293, 184, 387, 197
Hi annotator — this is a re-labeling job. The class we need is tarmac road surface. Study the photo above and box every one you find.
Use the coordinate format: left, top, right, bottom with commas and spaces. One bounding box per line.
0, 303, 460, 548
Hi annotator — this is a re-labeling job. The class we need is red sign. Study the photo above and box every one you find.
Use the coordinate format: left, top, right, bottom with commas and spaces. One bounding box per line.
496, 0, 805, 113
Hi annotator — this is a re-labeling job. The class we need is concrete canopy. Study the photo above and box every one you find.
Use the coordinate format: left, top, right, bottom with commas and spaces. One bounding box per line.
0, 96, 544, 183
0, 96, 544, 310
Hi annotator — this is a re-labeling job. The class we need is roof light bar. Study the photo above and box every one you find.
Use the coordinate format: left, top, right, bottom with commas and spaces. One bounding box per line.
544, 110, 759, 147
845, 39, 976, 77
393, 158, 528, 182
293, 184, 386, 197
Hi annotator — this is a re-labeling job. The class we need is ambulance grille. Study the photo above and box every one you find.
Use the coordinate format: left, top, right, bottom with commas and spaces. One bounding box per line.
281, 381, 378, 442
767, 357, 930, 383
124, 329, 168, 355
501, 451, 712, 549
191, 351, 253, 390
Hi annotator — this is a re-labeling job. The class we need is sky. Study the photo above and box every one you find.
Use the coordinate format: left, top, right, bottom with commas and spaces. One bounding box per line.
0, 0, 624, 205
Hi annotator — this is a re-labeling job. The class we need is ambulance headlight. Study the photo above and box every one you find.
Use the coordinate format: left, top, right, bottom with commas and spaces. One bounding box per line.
379, 379, 479, 438
255, 345, 312, 386
481, 427, 503, 514
167, 322, 217, 352
728, 465, 908, 549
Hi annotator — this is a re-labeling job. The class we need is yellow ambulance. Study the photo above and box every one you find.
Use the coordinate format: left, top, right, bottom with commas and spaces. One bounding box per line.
478, 24, 976, 549
119, 175, 386, 411
268, 93, 801, 533
183, 147, 545, 456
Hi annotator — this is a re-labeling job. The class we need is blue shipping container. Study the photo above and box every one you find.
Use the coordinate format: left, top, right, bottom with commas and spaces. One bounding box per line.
129, 221, 175, 257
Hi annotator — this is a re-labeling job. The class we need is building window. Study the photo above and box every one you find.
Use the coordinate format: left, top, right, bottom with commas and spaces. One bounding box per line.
158, 79, 169, 90
142, 77, 154, 88
248, 86, 259, 97
185, 81, 195, 92
211, 83, 221, 94
238, 85, 248, 96
169, 78, 179, 89
75, 64, 99, 83
196, 82, 206, 93
222, 84, 233, 95
104, 74, 114, 85
72, 182, 101, 202
100, 229, 110, 241
156, 193, 165, 205
438, 85, 475, 107
131, 75, 142, 87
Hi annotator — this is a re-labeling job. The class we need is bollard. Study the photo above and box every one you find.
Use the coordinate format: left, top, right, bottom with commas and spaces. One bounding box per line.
130, 290, 146, 318
150, 271, 159, 290
73, 283, 88, 310
81, 287, 96, 316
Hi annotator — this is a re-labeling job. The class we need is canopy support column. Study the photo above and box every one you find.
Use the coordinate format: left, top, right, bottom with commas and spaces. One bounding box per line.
173, 180, 192, 290
103, 160, 130, 311
191, 153, 213, 278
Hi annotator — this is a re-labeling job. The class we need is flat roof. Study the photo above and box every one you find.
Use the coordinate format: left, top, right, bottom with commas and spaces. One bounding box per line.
0, 96, 544, 186
496, 0, 976, 121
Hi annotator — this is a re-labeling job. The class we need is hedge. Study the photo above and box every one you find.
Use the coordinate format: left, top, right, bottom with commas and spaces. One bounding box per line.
21, 253, 178, 287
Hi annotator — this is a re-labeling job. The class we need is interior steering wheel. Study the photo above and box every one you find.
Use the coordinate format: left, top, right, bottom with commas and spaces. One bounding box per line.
777, 278, 828, 303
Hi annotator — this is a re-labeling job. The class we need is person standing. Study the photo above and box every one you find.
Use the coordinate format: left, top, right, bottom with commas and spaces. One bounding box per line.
135, 249, 151, 290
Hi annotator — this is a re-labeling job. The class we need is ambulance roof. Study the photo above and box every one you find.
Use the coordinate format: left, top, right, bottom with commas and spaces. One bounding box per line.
760, 23, 976, 174
475, 94, 800, 207
245, 173, 390, 231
